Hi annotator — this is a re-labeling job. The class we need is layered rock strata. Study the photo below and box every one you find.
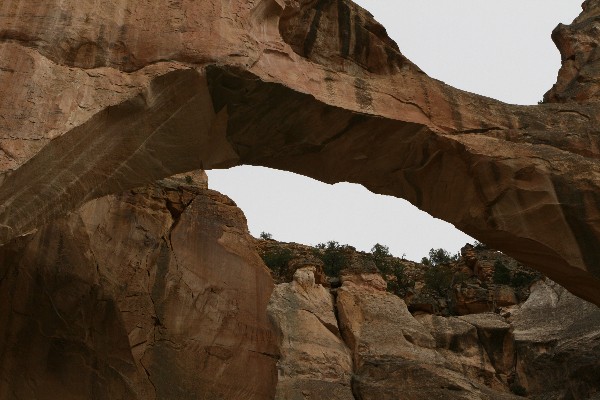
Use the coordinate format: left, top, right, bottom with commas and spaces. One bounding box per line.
2, 0, 600, 305
0, 173, 278, 400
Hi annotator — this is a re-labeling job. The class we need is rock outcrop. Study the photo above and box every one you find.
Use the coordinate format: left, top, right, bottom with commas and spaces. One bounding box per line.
510, 279, 600, 398
261, 237, 600, 399
268, 266, 354, 399
416, 314, 502, 390
545, 0, 600, 103
2, 0, 600, 305
336, 273, 518, 399
1, 173, 599, 399
0, 173, 278, 399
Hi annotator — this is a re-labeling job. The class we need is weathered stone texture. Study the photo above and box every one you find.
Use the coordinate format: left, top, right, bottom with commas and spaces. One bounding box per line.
511, 279, 600, 399
3, 0, 600, 396
0, 173, 278, 400
336, 273, 518, 399
268, 266, 354, 399
2, 0, 600, 306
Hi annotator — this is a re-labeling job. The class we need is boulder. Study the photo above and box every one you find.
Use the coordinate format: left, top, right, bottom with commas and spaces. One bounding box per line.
452, 286, 518, 317
454, 285, 493, 315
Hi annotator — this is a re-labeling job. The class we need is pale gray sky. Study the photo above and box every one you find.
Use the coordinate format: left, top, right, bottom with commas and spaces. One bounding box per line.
207, 1, 582, 261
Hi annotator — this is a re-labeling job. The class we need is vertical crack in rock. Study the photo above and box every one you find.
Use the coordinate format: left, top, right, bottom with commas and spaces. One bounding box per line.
140, 356, 158, 399
303, 0, 330, 57
330, 286, 362, 400
267, 266, 354, 398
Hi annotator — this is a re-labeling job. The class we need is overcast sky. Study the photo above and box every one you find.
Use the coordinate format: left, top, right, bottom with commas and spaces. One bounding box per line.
207, 1, 582, 261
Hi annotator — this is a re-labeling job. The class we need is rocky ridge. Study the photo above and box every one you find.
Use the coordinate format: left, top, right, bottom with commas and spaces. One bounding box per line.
258, 239, 540, 317
262, 237, 600, 399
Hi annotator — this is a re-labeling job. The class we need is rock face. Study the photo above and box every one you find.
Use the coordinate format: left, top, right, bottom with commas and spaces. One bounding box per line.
511, 279, 600, 398
2, 0, 600, 306
0, 173, 278, 400
1, 174, 599, 399
416, 314, 501, 390
262, 239, 600, 399
335, 273, 518, 400
267, 266, 354, 399
545, 0, 600, 103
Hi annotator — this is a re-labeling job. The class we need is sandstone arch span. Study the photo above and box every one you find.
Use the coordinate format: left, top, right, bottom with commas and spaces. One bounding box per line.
1, 0, 600, 305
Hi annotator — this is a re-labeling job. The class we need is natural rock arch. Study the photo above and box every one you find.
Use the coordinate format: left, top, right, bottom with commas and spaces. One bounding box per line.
1, 0, 600, 305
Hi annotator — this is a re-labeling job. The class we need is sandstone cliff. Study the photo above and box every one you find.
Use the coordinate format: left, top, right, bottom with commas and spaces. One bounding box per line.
0, 173, 278, 399
511, 280, 600, 398
0, 174, 599, 399
268, 266, 354, 399
2, 0, 600, 306
263, 238, 600, 399
3, 0, 600, 397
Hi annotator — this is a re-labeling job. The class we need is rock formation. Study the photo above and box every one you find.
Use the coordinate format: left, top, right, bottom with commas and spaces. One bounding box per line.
1, 173, 599, 399
2, 0, 600, 305
335, 272, 516, 399
511, 279, 600, 398
268, 266, 354, 399
262, 237, 600, 399
0, 173, 278, 399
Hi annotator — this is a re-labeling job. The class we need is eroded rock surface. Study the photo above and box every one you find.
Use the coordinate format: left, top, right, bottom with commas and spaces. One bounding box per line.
2, 0, 600, 305
336, 273, 518, 399
546, 0, 600, 103
0, 172, 278, 400
263, 239, 600, 399
267, 266, 354, 399
1, 174, 600, 399
416, 314, 502, 391
511, 279, 600, 399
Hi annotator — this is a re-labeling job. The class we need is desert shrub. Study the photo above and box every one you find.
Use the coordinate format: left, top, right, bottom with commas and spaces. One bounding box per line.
371, 243, 391, 259
509, 383, 527, 396
316, 241, 349, 276
261, 248, 293, 275
386, 261, 414, 296
259, 231, 273, 240
493, 260, 511, 284
424, 265, 454, 296
371, 243, 392, 273
426, 248, 459, 266
512, 271, 536, 287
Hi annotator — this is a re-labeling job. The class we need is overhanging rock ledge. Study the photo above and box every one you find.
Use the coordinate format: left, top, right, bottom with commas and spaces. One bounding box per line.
1, 0, 600, 305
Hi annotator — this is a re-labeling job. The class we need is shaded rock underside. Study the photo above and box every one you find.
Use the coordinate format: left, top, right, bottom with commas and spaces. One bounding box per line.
2, 0, 600, 305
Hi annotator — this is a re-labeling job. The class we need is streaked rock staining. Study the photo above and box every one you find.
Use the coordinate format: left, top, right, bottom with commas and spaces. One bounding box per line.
1, 0, 600, 398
